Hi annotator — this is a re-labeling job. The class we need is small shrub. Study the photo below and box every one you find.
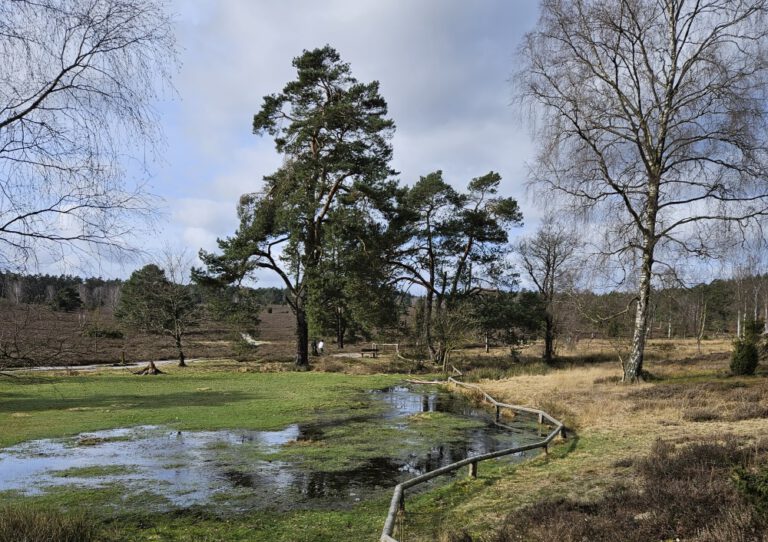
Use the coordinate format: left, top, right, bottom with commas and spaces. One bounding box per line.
728, 403, 768, 421
682, 408, 721, 422
612, 457, 634, 468
0, 504, 96, 542
734, 466, 768, 514
731, 340, 759, 376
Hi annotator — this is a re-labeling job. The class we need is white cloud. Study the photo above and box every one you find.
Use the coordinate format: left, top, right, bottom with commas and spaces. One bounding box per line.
181, 226, 220, 253
67, 1, 546, 277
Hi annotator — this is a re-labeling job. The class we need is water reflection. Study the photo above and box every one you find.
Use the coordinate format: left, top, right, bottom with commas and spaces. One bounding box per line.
0, 385, 544, 510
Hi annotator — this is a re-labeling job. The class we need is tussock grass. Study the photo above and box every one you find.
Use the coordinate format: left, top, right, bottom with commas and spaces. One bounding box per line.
0, 504, 96, 542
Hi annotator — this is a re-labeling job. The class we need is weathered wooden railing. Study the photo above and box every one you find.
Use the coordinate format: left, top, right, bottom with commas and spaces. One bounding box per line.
380, 377, 566, 542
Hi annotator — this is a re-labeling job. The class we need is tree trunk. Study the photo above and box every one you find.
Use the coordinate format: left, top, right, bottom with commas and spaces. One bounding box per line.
625, 249, 653, 382
439, 344, 448, 373
485, 332, 490, 353
696, 301, 707, 355
175, 335, 186, 367
134, 360, 164, 375
295, 307, 310, 369
425, 292, 436, 360
336, 309, 345, 349
543, 311, 555, 364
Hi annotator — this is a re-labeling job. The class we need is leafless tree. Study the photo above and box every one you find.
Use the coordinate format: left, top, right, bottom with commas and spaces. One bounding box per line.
0, 0, 176, 270
116, 250, 200, 369
518, 0, 768, 381
517, 215, 580, 363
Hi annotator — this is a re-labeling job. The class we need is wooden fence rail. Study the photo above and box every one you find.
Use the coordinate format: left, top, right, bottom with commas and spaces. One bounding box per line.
380, 377, 566, 542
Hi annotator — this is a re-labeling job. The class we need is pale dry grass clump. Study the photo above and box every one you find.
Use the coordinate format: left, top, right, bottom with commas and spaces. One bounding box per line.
475, 338, 768, 444
478, 364, 643, 432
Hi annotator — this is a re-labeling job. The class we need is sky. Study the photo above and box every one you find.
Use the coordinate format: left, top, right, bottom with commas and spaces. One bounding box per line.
130, 1, 543, 286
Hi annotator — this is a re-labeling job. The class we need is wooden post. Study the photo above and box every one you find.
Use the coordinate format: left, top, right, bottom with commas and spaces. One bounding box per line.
560, 426, 567, 439
469, 461, 477, 478
538, 412, 543, 425
495, 405, 500, 422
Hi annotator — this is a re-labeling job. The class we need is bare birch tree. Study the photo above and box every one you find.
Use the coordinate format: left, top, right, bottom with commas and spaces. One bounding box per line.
0, 0, 176, 269
518, 215, 580, 364
518, 0, 768, 381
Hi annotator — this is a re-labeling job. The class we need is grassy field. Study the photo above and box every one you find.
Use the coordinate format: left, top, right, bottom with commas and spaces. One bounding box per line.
2, 339, 768, 541
0, 364, 401, 447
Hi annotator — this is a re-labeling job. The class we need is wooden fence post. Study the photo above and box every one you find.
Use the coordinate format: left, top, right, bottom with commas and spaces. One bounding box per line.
469, 461, 478, 478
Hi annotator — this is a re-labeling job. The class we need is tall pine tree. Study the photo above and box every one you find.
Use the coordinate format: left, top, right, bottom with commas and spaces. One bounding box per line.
196, 46, 395, 368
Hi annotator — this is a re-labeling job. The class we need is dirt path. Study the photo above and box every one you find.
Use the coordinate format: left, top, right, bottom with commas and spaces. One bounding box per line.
4, 358, 203, 373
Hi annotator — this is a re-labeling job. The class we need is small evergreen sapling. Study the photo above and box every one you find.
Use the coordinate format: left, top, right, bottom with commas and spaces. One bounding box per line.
731, 319, 762, 376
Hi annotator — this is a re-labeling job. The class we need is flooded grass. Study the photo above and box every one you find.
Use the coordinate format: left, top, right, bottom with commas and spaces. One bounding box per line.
50, 465, 139, 478
0, 387, 541, 513
0, 366, 402, 447
0, 370, 547, 542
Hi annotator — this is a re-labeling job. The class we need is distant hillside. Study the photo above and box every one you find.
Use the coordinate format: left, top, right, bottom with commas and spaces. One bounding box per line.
0, 270, 295, 367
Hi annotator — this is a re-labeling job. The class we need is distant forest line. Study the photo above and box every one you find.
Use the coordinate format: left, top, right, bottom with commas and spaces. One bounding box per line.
0, 272, 286, 310
0, 271, 763, 342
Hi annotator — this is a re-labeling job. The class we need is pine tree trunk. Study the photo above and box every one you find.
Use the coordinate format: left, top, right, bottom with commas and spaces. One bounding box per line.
295, 308, 310, 369
425, 292, 436, 360
336, 309, 345, 349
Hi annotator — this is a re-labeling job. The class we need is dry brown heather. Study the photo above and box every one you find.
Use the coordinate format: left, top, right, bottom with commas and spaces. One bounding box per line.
0, 303, 296, 367
423, 339, 768, 541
